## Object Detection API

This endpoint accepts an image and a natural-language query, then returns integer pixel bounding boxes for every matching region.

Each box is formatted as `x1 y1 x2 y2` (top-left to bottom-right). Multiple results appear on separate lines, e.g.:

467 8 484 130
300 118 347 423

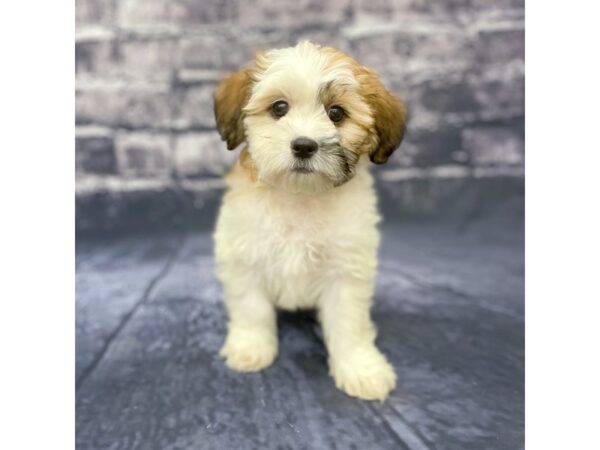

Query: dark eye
328 105 345 123
271 100 289 118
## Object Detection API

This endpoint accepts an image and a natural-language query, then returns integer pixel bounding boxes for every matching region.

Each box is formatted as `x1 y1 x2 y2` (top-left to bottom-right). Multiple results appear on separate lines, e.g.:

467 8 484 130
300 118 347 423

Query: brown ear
213 67 254 150
358 69 406 164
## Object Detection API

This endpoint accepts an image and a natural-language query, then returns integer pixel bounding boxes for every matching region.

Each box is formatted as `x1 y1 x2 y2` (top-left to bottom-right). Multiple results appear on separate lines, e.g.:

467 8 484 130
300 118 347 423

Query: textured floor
76 219 524 450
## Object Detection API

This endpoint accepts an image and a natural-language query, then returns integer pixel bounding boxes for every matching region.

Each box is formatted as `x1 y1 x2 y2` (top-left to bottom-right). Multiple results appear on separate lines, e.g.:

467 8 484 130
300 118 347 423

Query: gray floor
76 217 524 450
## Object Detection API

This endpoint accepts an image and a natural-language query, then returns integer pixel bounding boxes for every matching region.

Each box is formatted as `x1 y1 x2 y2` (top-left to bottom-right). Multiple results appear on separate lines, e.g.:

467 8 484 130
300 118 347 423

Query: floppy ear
213 67 254 150
358 69 407 164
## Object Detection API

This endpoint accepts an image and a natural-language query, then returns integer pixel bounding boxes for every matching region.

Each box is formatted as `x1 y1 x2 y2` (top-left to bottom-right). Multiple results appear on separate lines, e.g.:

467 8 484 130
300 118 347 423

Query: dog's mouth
291 161 314 174
291 166 314 174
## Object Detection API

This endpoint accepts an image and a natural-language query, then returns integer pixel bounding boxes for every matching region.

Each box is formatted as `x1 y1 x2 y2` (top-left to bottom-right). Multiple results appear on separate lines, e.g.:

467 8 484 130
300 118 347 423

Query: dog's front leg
219 282 278 372
318 278 396 401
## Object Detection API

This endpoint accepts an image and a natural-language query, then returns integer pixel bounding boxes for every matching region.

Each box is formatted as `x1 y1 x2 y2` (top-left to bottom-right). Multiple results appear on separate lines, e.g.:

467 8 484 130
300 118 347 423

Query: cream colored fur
213 42 404 401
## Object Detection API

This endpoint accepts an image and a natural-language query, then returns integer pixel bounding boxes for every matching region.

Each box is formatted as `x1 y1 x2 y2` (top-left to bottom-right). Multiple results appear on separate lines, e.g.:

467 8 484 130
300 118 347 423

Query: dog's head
214 41 406 192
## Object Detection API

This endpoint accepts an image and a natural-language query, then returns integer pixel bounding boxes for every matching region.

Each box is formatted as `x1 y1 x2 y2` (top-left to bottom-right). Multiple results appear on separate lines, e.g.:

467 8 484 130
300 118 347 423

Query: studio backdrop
75 0 524 233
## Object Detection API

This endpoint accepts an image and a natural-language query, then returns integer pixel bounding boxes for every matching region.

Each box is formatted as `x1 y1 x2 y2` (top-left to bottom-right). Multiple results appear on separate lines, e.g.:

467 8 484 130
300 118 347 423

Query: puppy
212 41 406 401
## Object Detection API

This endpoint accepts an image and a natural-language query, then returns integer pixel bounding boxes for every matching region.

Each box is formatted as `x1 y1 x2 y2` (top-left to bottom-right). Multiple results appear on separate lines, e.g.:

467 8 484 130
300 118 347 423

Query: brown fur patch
355 67 406 164
239 147 258 182
319 81 352 109
213 67 255 150
226 147 258 186
321 47 406 164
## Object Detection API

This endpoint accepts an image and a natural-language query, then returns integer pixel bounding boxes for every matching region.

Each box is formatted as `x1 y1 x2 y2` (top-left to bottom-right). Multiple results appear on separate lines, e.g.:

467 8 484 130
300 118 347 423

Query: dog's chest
255 200 335 272
215 173 379 309
238 200 336 308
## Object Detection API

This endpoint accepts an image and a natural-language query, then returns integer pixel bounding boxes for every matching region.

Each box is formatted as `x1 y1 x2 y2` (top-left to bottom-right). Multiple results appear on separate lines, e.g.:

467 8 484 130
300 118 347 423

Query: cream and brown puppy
212 41 406 401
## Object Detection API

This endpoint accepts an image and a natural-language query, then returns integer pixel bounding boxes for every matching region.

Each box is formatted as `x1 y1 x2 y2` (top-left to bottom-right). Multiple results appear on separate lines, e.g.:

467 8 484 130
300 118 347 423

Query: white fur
214 42 397 401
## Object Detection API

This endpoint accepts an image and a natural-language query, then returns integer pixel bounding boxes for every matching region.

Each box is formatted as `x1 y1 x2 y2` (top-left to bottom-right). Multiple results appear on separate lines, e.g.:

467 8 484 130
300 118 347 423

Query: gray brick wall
75 0 524 230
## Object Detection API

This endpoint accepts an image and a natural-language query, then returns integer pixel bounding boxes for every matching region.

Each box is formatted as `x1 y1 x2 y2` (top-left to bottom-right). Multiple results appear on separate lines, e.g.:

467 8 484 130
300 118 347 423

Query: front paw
329 347 397 401
220 325 278 372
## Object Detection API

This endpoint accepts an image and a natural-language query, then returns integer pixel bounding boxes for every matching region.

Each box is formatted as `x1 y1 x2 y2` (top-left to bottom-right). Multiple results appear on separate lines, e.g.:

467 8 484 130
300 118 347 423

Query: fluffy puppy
213 41 406 401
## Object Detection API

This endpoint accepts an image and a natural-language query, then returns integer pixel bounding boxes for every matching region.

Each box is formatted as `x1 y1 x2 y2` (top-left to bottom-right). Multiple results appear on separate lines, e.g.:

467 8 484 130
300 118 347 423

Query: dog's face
214 41 406 193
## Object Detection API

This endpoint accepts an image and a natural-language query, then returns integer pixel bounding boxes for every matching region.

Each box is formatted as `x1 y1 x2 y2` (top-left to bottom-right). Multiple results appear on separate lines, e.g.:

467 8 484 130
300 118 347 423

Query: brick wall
75 0 524 231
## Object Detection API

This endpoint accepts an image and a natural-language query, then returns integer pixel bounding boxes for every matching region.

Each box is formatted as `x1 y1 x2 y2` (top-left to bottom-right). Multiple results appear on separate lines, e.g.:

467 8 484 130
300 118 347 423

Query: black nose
291 137 318 159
